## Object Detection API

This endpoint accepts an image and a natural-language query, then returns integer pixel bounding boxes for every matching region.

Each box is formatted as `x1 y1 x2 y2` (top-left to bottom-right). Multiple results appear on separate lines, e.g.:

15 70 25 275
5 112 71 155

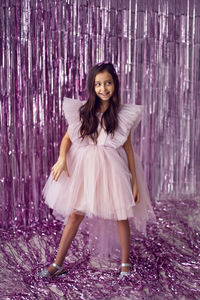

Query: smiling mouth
100 93 110 96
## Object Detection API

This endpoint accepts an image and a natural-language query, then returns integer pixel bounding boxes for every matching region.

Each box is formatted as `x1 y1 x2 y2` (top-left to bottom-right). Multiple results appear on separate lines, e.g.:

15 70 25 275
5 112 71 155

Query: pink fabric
42 97 157 260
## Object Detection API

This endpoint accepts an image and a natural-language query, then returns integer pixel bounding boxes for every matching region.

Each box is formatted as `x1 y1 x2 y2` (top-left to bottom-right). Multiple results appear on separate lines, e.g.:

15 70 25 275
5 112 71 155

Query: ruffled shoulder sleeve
118 103 144 132
62 97 87 143
63 97 87 125
105 103 144 148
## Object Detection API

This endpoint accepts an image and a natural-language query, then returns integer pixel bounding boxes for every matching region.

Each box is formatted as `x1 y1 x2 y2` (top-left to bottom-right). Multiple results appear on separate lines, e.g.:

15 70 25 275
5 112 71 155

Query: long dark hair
79 62 121 144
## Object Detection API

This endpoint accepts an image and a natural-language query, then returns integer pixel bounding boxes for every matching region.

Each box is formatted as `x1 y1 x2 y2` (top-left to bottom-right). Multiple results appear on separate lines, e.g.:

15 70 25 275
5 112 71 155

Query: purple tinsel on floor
0 197 200 300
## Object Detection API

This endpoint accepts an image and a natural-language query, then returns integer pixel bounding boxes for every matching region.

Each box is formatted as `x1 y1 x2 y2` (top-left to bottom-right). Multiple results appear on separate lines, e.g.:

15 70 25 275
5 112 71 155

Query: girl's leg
116 219 131 272
47 212 85 274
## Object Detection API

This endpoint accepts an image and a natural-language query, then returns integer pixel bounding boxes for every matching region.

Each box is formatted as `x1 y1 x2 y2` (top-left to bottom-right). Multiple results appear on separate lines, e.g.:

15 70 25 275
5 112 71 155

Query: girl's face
94 70 115 103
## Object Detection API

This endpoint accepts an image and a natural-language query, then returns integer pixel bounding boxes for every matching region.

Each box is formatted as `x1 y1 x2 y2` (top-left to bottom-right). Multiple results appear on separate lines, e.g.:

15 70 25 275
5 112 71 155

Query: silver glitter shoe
38 262 66 279
119 262 132 279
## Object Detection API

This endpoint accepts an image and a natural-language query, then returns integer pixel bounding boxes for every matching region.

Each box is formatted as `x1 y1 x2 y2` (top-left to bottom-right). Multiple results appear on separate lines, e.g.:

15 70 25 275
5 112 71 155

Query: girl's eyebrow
95 79 113 83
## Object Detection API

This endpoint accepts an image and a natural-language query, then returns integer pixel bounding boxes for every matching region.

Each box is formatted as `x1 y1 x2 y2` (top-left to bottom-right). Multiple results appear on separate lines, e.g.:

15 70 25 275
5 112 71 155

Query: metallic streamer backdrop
0 0 200 228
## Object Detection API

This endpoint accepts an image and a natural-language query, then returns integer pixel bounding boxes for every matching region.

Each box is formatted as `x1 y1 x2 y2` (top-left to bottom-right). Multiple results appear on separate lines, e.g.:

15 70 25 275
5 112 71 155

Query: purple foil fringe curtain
0 0 200 299
1 0 200 228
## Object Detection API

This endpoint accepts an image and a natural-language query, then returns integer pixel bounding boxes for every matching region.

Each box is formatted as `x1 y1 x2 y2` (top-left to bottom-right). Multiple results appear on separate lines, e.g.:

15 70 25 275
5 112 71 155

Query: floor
0 196 200 300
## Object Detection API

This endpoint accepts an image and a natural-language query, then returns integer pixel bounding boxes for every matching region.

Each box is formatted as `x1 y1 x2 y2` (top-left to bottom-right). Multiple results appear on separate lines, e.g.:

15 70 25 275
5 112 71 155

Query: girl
39 62 156 279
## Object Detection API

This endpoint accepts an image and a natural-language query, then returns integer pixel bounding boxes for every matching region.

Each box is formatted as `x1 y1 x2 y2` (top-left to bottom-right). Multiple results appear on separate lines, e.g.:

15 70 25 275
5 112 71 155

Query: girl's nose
101 85 107 91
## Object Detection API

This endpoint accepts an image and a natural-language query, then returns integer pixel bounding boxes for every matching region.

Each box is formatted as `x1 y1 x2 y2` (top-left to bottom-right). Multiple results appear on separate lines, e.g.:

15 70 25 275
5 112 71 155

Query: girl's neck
99 102 109 113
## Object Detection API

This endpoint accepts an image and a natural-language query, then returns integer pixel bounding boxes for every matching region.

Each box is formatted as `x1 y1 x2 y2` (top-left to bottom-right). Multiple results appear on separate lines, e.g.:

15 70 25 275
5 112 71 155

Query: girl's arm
58 130 72 160
51 130 72 181
123 131 140 203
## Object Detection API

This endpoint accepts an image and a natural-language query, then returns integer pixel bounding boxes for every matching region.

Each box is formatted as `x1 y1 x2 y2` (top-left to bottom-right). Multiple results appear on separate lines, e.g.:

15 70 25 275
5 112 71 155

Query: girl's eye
95 81 112 86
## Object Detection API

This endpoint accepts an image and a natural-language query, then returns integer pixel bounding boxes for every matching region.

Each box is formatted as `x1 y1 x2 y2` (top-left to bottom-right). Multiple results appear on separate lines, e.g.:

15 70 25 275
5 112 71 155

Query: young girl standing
39 62 156 279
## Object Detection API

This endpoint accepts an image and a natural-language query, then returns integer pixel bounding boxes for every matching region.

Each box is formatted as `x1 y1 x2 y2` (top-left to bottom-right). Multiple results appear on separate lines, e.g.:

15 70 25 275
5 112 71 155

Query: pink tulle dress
42 97 157 261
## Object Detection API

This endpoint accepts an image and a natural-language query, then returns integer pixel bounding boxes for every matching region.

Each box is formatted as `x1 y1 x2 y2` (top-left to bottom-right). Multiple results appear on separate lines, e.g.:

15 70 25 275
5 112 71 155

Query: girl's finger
56 169 62 181
54 172 59 181
136 193 140 203
52 170 57 180
65 169 70 177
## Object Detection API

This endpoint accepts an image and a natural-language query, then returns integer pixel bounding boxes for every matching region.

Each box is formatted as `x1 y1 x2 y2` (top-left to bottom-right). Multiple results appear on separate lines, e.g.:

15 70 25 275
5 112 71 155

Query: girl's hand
132 181 140 204
51 157 70 181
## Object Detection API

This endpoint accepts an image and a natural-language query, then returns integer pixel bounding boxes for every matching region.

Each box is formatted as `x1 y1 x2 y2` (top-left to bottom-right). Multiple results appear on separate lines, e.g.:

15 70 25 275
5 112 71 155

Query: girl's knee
117 219 129 226
68 212 85 225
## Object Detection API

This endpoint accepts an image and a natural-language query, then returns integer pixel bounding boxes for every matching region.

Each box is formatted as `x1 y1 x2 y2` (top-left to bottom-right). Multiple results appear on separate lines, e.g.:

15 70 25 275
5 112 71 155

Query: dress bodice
62 97 144 149
88 113 107 146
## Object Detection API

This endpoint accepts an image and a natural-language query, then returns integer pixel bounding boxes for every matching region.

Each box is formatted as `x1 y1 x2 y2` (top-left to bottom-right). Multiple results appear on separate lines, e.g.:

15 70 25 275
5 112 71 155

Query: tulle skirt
42 143 156 260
